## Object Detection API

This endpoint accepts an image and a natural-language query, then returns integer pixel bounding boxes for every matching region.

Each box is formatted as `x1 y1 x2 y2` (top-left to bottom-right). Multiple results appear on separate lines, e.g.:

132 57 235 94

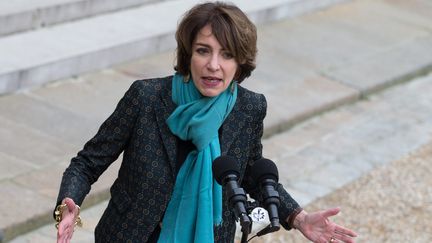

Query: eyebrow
195 43 211 48
195 42 228 51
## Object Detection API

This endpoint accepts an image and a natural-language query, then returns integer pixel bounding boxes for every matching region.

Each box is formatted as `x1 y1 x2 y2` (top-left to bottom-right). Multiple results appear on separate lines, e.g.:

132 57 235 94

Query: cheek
190 56 205 74
190 57 197 72
227 63 238 79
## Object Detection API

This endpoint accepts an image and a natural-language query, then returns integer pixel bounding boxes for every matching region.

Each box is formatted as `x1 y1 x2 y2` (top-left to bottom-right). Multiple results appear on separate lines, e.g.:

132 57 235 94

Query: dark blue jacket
56 76 300 242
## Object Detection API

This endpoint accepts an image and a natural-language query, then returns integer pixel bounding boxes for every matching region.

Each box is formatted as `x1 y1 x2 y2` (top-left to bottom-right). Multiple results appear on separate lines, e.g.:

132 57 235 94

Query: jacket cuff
285 206 303 230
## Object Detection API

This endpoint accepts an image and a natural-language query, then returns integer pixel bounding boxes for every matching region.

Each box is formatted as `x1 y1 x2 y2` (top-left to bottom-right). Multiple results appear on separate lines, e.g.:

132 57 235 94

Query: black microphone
250 158 281 234
212 156 251 234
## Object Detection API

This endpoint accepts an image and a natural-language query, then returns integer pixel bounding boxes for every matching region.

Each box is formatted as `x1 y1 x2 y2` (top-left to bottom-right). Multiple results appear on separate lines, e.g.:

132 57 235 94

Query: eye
196 47 210 55
222 51 234 59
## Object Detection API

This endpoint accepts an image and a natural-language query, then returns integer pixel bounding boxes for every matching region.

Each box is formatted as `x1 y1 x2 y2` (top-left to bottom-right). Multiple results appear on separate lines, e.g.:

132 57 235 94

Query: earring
183 73 190 83
230 81 237 93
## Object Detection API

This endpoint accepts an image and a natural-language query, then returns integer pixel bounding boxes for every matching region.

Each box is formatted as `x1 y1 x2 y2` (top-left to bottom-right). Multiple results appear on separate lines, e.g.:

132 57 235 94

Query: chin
202 92 217 97
200 89 220 97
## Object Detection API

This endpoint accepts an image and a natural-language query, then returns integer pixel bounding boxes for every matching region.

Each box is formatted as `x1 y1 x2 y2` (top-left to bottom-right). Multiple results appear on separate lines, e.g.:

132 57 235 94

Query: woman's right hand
56 197 80 243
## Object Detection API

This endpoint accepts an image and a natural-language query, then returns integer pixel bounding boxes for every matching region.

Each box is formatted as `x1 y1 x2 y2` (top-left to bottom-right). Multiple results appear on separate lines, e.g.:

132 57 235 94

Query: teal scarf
157 73 237 242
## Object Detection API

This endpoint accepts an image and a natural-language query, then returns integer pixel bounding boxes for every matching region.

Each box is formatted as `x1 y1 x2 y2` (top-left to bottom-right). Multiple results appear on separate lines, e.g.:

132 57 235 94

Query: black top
175 137 196 174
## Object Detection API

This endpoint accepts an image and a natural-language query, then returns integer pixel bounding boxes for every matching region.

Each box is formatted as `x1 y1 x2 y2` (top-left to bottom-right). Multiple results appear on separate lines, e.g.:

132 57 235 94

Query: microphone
212 156 251 234
250 158 281 234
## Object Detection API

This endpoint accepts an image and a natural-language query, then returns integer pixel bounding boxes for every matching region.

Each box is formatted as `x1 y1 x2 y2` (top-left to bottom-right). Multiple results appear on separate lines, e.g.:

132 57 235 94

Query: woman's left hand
293 207 357 243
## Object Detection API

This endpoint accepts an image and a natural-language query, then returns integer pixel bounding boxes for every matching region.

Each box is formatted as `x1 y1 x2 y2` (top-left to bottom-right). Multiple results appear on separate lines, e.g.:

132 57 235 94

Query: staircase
0 0 348 95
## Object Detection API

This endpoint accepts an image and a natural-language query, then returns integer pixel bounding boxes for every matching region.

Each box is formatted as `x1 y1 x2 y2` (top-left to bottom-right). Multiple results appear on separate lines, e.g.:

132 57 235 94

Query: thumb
63 197 77 213
321 207 340 218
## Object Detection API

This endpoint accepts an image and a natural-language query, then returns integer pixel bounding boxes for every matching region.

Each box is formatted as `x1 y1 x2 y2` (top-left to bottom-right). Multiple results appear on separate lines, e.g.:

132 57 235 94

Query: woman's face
190 25 238 97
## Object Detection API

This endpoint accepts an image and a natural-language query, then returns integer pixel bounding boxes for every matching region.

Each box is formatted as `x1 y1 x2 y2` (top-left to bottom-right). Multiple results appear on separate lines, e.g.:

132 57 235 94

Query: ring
329 237 336 243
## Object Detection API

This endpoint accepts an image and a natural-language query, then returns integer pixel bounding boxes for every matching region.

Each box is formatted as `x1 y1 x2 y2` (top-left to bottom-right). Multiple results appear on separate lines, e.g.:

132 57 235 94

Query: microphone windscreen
212 155 240 185
250 158 279 183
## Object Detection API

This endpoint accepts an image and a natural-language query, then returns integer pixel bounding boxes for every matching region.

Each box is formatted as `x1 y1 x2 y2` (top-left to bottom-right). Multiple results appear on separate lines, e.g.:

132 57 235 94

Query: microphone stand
239 213 251 243
239 201 258 243
225 177 251 243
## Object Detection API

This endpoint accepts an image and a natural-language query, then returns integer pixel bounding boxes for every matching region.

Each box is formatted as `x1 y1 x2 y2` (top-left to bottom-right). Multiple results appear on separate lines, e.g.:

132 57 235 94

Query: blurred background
0 0 431 242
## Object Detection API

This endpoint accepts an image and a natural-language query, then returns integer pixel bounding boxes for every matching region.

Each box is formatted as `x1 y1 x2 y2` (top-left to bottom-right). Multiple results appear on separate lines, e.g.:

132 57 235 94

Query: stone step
0 0 348 95
0 0 169 37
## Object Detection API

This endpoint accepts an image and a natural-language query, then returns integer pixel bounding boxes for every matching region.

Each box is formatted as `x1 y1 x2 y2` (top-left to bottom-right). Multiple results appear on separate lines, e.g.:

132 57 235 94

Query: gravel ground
253 140 432 243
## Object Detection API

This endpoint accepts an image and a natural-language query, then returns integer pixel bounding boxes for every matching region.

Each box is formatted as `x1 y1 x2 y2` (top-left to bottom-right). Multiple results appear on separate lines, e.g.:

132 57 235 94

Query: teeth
205 77 220 82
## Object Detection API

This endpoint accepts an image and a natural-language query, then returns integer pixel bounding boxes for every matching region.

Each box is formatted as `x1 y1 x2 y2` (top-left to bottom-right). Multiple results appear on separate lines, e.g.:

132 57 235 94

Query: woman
55 2 357 243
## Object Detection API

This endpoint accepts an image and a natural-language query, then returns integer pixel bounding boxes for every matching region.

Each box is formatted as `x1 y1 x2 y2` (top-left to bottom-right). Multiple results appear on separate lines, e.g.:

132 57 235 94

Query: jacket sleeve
241 93 302 230
55 80 142 207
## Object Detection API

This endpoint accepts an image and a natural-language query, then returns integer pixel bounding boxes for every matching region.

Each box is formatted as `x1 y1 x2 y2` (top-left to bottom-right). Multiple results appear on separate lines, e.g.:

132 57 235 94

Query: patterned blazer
56 76 300 243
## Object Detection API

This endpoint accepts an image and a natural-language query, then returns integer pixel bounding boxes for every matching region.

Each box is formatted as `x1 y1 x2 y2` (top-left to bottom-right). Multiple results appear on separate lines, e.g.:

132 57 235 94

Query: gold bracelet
75 205 83 227
54 204 83 229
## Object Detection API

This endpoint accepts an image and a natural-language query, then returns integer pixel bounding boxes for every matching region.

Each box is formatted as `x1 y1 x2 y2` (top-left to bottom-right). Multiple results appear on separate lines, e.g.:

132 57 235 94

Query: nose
207 54 220 71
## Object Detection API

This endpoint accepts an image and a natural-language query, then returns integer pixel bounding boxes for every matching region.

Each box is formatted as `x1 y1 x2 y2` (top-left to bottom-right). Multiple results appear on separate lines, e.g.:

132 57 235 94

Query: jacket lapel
155 78 178 180
219 95 251 155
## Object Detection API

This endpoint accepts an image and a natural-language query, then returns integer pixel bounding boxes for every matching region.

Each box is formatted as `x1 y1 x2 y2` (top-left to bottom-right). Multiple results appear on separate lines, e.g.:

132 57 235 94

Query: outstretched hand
295 207 357 243
56 198 80 243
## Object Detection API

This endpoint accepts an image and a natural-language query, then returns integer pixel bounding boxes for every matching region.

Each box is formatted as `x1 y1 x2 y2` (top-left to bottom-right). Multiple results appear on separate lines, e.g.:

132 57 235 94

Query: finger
58 223 69 243
58 226 67 243
66 230 72 243
64 216 77 241
62 227 70 243
57 220 65 237
333 233 356 243
66 225 74 242
59 229 67 243
67 226 74 243
321 207 340 218
324 235 339 243
59 227 67 243
328 236 340 243
335 224 358 237
57 228 63 243
318 234 330 243
58 217 74 242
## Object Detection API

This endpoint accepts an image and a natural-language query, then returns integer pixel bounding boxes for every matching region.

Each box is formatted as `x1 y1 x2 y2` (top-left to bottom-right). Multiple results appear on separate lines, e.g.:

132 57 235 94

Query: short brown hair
175 2 257 83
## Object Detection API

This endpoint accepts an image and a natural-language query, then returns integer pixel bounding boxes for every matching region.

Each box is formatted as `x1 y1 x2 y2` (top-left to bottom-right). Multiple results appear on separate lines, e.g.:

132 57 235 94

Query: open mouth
202 76 223 83
201 76 223 88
